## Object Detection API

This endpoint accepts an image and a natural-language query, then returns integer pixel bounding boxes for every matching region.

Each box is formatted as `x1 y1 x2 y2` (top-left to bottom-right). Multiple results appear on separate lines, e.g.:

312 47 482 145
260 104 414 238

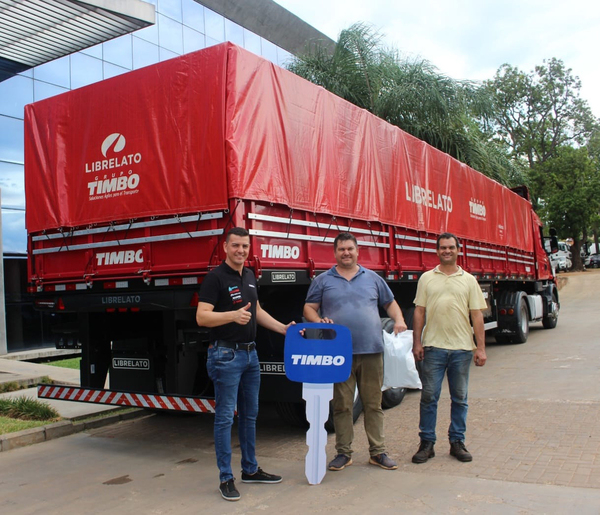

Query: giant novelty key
285 323 353 485
302 382 333 484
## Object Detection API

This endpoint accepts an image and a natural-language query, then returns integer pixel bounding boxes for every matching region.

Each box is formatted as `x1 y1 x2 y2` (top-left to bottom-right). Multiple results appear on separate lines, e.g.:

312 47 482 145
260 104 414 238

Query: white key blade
302 382 333 485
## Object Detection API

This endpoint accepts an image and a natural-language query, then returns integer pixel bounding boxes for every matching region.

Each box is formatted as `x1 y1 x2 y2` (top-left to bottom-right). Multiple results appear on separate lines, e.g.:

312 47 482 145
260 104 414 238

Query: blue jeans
206 345 260 482
419 346 472 443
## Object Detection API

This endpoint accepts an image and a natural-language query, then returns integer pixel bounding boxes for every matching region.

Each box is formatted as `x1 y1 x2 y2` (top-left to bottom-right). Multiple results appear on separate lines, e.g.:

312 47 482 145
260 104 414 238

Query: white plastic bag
382 329 422 390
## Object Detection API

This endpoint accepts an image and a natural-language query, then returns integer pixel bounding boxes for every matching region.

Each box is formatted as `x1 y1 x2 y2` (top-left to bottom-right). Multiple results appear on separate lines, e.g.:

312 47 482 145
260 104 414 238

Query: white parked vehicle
545 240 572 273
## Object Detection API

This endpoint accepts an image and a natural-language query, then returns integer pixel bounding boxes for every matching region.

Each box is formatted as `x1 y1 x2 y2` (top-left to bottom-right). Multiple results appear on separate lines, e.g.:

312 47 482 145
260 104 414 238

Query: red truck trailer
25 43 559 423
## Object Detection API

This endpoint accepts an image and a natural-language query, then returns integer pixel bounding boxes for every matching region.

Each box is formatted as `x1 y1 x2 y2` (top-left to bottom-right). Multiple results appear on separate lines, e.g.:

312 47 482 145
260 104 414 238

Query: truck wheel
381 387 406 409
542 291 559 329
494 333 513 344
275 401 309 428
512 298 529 344
275 393 363 430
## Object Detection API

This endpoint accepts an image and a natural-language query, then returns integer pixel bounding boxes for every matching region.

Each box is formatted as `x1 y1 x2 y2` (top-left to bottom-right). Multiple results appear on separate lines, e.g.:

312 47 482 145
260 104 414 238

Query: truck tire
274 401 309 428
512 298 529 343
542 291 559 329
495 292 529 344
324 393 363 433
381 387 407 409
275 393 363 430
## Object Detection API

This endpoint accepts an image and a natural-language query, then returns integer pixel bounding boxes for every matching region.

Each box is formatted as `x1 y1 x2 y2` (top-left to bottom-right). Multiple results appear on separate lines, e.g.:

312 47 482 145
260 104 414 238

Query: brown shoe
449 441 472 462
412 440 435 464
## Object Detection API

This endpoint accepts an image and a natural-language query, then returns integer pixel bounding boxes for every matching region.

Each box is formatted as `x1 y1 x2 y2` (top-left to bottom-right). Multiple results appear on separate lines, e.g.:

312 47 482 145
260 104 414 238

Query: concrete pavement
1 271 600 513
0 349 145 451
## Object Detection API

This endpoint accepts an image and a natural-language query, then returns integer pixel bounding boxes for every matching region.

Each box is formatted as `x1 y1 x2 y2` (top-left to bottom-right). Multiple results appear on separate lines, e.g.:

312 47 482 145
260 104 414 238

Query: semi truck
25 42 559 424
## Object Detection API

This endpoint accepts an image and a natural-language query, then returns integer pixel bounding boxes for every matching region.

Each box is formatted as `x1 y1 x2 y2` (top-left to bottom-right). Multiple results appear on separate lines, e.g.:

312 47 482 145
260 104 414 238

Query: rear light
507 308 514 315
190 292 199 307
57 298 65 311
103 281 129 289
156 277 198 286
105 307 141 313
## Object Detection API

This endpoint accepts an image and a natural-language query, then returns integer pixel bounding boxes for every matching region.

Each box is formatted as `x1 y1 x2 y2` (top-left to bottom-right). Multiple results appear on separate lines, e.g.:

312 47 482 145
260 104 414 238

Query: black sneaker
412 440 435 464
369 453 398 470
219 478 240 501
241 467 282 483
450 441 472 462
328 454 353 471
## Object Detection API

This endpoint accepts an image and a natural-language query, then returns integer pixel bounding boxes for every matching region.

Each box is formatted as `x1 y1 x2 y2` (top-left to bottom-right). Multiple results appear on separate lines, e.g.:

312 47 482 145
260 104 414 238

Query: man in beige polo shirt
411 232 487 464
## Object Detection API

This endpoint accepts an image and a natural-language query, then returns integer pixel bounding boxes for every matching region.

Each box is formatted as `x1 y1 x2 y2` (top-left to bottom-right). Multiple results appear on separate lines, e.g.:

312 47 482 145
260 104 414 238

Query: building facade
0 0 332 351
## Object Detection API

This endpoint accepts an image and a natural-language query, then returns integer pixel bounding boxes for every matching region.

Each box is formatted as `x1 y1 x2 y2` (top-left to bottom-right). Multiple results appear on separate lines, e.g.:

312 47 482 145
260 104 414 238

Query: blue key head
284 323 352 384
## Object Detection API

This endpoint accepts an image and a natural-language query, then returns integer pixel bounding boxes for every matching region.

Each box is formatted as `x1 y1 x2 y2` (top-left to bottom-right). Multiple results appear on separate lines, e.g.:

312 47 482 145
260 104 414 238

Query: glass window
34 56 70 88
158 13 183 54
205 36 221 49
1 209 26 254
70 53 103 90
81 42 103 59
0 75 33 118
135 19 159 45
182 0 204 32
204 9 224 42
34 81 69 102
183 26 205 54
103 35 133 69
261 38 278 64
133 37 160 69
0 161 25 208
18 69 33 78
243 29 261 56
104 62 129 80
160 47 179 62
158 0 182 22
277 48 293 68
0 116 24 164
225 19 244 47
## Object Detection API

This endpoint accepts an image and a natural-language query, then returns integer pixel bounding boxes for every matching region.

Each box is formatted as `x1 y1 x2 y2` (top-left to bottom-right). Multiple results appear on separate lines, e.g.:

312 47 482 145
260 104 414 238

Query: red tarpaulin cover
25 42 533 252
25 44 229 232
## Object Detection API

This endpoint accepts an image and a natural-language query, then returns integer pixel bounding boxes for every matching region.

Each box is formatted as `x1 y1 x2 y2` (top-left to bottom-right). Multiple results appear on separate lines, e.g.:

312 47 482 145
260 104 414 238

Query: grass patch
0 381 21 394
0 416 49 434
0 397 60 421
46 357 81 370
0 376 53 394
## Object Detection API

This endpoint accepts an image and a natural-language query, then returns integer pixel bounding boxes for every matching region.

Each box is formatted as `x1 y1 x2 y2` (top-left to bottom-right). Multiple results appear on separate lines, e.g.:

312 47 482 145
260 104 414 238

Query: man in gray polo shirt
303 232 407 471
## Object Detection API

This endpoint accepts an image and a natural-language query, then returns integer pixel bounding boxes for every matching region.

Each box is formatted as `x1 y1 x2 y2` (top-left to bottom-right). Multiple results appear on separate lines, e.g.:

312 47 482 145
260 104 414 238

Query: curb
1 377 78 391
0 409 151 452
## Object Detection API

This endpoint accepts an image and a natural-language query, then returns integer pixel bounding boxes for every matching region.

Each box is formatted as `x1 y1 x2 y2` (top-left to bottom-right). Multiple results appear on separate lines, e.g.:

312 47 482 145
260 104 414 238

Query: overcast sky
275 0 600 117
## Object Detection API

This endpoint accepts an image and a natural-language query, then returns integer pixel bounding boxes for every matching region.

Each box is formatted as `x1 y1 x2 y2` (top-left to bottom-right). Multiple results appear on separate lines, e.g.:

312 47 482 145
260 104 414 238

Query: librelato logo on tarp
85 133 142 201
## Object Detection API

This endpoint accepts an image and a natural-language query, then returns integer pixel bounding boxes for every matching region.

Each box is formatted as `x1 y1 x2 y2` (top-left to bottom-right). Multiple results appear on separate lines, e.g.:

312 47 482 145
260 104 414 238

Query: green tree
287 23 525 186
535 147 600 270
485 59 599 170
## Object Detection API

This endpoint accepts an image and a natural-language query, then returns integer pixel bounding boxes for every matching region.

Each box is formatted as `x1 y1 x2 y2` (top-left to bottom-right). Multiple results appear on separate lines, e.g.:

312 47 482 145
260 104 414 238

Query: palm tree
287 23 526 186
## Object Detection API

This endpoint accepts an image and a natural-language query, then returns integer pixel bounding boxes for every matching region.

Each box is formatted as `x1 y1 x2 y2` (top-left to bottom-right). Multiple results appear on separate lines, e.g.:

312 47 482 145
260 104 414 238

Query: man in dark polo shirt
196 227 294 502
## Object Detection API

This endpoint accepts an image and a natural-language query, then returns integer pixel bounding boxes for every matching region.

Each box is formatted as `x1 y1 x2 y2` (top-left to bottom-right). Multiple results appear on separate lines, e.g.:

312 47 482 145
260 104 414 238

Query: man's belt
214 340 256 351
